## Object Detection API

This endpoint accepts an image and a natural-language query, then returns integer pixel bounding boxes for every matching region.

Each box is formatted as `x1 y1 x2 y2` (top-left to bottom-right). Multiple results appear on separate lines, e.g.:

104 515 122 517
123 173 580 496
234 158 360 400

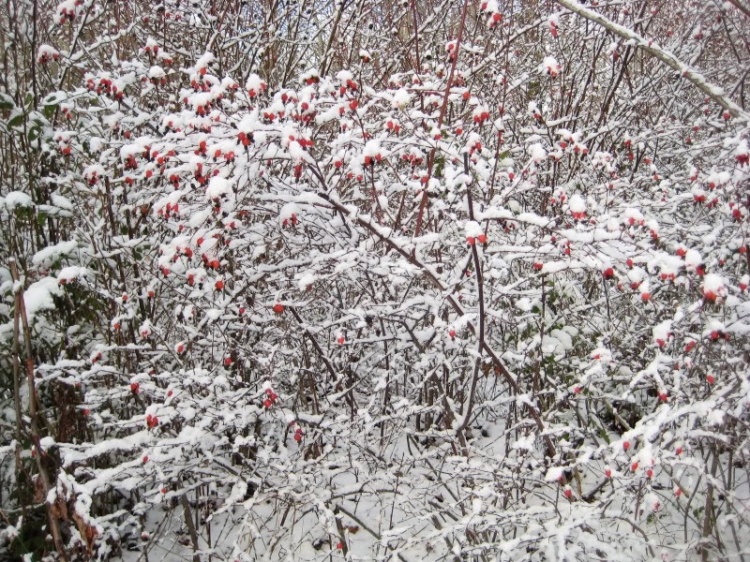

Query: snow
23 277 64 317
540 55 561 75
529 143 547 163
569 193 586 213
206 176 231 199
3 191 33 209
57 266 87 282
391 88 412 108
32 240 78 265
465 220 483 238
702 273 726 299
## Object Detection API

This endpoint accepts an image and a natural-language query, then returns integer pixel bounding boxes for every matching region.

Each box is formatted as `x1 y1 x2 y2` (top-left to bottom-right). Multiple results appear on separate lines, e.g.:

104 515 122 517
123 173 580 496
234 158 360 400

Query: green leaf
44 105 57 119
0 93 15 111
8 114 25 128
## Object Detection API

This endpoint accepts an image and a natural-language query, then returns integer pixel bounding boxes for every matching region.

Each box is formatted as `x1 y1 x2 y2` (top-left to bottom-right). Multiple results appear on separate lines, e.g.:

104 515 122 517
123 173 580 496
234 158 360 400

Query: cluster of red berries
466 234 487 245
263 388 279 408
238 131 253 146
59 3 80 22
290 422 303 442
38 51 60 64
86 78 123 100
283 214 299 227
709 330 730 341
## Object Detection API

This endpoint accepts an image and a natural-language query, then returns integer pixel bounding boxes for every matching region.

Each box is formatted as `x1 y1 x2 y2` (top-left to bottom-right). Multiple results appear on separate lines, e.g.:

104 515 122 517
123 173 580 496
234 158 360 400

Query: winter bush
1 0 749 560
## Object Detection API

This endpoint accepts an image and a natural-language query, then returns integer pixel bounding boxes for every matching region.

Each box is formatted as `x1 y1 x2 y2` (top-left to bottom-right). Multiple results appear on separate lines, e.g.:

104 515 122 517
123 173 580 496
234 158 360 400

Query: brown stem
9 259 69 562
413 0 471 237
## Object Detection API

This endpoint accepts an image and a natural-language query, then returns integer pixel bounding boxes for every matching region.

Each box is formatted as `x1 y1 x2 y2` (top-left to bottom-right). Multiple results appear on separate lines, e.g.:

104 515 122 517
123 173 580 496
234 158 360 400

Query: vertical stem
413 0 471 237
10 259 69 562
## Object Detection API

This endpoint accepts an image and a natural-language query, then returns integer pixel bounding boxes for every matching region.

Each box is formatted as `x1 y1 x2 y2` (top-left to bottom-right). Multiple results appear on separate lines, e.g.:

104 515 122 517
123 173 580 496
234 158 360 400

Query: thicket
1 1 749 561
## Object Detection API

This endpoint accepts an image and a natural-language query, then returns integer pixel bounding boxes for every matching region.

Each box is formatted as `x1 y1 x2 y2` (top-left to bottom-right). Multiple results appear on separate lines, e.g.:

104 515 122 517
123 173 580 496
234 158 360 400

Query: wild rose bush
1 0 749 560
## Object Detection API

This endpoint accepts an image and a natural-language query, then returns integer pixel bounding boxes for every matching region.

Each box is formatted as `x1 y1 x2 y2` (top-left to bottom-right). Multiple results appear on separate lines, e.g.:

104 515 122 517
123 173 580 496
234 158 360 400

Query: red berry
215 279 225 290
337 337 345 345
605 469 612 478
623 441 630 451
143 456 149 463
264 399 272 408
631 462 639 471
273 303 285 314
563 488 572 498
131 382 140 394
477 234 487 244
